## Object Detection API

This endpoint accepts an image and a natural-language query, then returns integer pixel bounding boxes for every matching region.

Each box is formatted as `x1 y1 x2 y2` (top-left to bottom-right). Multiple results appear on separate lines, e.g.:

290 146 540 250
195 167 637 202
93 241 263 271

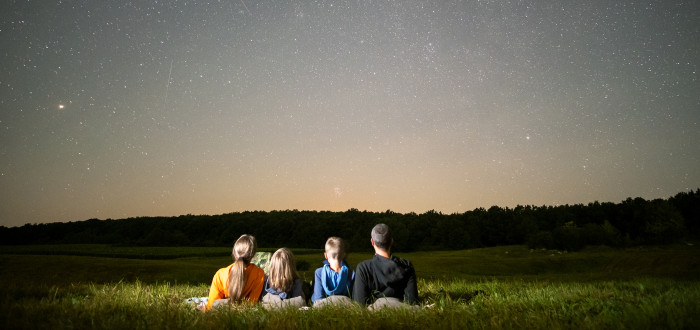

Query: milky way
1 0 698 226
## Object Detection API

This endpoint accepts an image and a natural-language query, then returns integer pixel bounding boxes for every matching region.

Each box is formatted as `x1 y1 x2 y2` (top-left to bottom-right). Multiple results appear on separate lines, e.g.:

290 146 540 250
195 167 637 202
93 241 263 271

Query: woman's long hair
268 248 298 293
227 234 257 301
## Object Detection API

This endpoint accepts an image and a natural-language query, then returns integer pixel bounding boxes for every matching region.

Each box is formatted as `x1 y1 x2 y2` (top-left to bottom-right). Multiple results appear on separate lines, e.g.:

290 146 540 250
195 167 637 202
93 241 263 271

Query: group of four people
203 223 418 310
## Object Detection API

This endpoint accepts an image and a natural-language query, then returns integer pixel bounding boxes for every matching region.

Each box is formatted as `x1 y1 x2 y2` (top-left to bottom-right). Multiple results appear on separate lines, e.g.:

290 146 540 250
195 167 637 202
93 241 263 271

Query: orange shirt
205 263 265 310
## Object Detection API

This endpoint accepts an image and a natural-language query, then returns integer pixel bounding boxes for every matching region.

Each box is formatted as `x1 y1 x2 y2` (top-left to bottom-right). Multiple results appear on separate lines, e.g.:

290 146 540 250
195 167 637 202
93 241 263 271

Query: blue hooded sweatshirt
310 260 355 303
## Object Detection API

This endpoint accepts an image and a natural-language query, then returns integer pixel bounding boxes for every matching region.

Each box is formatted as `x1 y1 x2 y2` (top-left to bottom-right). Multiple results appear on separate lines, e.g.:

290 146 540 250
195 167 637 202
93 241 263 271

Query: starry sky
1 0 698 227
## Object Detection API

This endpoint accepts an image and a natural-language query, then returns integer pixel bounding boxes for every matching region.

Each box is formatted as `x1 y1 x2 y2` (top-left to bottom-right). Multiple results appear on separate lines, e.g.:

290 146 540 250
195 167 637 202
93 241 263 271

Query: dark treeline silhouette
1 190 698 252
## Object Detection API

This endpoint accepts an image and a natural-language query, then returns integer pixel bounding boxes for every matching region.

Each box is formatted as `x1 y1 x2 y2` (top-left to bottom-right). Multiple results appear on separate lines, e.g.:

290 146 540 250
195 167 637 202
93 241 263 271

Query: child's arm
205 269 226 310
310 268 324 302
347 268 356 296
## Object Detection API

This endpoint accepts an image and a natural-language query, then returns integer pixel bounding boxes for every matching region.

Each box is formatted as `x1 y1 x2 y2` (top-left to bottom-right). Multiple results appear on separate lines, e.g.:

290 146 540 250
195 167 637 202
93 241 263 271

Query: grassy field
1 244 699 329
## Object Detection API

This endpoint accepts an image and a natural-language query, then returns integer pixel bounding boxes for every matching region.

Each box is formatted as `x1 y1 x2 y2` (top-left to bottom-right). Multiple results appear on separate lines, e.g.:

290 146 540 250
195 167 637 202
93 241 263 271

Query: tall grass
1 244 699 328
2 279 699 329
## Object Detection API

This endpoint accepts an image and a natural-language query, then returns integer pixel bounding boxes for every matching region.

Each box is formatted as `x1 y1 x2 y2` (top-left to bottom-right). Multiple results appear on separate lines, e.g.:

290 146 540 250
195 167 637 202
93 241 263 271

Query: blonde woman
204 234 266 310
261 248 306 308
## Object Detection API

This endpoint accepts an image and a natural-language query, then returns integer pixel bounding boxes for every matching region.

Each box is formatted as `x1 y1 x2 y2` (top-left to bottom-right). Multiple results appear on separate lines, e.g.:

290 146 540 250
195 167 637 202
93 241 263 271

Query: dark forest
2 189 698 252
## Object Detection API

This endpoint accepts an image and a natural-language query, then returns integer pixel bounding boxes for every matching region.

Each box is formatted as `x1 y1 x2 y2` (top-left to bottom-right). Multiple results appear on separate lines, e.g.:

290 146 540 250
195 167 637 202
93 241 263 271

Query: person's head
232 234 257 262
371 223 393 252
324 236 347 262
228 234 257 301
268 248 299 293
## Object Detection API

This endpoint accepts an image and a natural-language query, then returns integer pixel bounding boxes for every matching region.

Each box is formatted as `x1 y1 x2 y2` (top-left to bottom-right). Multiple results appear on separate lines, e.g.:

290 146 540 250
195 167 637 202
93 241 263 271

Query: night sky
1 0 698 227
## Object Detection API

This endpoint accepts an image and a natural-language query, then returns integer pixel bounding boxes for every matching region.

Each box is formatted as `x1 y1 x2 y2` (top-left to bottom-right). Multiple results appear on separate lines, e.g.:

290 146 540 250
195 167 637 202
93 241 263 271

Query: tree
640 199 685 244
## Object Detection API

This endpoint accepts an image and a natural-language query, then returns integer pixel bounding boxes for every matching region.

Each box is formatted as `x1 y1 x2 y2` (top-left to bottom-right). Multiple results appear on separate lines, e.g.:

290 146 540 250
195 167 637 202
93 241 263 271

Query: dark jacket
352 254 418 305
261 277 304 300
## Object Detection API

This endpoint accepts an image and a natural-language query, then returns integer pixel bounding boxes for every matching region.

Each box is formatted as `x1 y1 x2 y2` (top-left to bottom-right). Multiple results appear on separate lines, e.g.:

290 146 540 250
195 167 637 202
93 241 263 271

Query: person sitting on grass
261 248 306 309
204 234 266 311
353 223 419 309
310 236 355 307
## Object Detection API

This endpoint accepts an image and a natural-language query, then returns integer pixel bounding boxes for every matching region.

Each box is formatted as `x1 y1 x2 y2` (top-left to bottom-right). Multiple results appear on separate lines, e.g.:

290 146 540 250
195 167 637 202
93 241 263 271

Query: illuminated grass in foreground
1 244 698 328
1 279 698 329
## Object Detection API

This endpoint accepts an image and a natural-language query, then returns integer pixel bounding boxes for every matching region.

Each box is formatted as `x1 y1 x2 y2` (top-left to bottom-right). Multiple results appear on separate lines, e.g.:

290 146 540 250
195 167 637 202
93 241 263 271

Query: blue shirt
311 259 355 302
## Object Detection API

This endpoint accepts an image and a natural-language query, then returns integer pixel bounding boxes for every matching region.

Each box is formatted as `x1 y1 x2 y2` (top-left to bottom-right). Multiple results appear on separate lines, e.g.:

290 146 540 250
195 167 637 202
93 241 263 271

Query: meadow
1 244 699 329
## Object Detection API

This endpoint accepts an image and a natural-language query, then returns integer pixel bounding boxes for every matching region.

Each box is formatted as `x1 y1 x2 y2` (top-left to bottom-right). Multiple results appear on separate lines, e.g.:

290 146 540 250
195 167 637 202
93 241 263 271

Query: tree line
1 189 698 252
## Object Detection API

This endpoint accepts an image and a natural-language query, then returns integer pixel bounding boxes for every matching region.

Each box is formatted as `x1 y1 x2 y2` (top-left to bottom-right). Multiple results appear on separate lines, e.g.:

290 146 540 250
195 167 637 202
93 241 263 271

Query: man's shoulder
391 255 415 269
355 258 374 271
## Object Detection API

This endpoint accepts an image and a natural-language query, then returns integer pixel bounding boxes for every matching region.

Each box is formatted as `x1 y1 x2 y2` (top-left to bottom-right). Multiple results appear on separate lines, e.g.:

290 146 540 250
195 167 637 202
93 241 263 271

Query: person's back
261 248 306 309
207 262 265 309
353 253 417 304
205 234 265 311
352 224 418 307
311 237 355 307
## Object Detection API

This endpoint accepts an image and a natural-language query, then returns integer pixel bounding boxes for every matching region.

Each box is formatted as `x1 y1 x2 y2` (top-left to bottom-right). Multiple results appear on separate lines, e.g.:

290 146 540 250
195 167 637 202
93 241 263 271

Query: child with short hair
261 248 306 308
311 237 355 307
